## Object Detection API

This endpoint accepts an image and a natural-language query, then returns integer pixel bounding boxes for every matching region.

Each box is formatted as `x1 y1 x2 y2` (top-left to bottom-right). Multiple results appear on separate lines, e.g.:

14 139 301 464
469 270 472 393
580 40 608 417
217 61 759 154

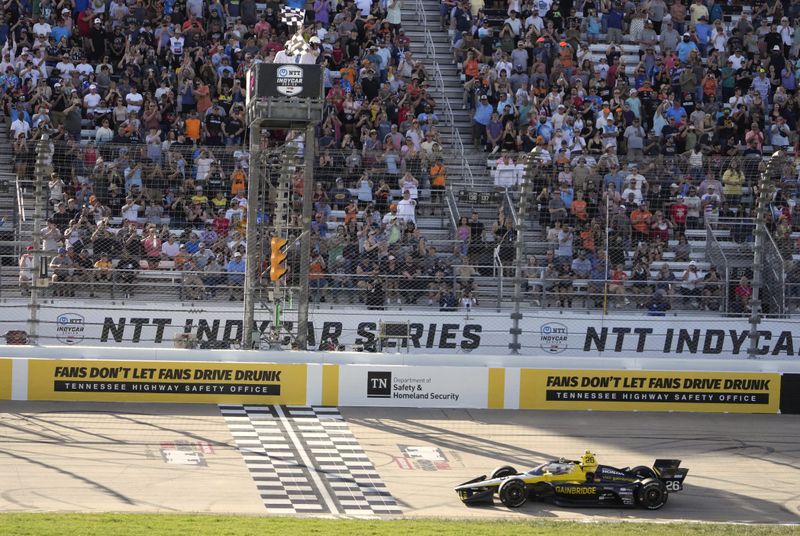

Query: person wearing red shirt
670 195 688 237
734 276 752 313
608 263 630 307
213 209 230 237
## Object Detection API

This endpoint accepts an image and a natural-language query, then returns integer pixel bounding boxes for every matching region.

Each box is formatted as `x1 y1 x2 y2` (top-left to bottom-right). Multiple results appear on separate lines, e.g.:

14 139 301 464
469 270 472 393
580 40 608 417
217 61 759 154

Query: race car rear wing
653 459 688 491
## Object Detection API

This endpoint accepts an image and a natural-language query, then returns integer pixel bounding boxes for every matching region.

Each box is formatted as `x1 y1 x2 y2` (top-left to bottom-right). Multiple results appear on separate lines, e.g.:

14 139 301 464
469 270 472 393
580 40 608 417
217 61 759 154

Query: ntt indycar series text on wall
455 451 688 510
8 303 800 358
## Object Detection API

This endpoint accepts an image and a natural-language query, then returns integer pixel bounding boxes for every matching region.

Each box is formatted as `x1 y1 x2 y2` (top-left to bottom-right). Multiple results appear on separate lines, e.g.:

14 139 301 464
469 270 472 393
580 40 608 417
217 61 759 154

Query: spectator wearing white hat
83 84 101 115
396 189 416 224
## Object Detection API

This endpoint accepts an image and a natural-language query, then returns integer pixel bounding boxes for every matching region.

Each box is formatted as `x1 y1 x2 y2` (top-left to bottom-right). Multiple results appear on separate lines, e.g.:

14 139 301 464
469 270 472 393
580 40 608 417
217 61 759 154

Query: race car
455 451 688 510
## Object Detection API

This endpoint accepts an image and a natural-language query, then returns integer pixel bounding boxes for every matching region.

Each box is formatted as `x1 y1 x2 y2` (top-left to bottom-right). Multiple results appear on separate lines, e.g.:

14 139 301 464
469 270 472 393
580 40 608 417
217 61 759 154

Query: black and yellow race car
455 451 688 510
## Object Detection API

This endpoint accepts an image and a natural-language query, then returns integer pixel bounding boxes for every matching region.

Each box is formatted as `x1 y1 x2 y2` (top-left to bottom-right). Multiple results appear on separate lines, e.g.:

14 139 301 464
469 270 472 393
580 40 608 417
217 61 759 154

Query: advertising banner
4 302 800 359
338 365 488 408
0 359 11 400
27 359 307 404
519 369 781 413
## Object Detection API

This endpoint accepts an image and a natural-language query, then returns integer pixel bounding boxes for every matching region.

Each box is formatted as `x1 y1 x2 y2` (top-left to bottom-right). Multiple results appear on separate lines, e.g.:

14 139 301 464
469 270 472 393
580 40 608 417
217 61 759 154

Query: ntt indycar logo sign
540 322 568 354
23 304 800 358
276 65 304 96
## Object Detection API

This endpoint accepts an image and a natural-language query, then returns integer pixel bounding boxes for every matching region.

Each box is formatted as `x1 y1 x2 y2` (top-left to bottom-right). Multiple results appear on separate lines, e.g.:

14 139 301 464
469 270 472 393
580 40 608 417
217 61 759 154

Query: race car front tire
636 478 668 510
490 465 518 479
498 478 528 508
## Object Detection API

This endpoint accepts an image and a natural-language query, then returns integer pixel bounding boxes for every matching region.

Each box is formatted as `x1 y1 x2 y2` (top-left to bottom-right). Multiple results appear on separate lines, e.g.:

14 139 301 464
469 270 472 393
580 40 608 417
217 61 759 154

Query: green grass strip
0 514 797 536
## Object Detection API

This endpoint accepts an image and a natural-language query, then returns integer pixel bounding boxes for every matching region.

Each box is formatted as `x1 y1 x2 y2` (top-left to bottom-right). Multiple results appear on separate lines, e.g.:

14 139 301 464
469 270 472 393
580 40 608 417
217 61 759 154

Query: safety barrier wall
1 350 799 414
4 301 800 358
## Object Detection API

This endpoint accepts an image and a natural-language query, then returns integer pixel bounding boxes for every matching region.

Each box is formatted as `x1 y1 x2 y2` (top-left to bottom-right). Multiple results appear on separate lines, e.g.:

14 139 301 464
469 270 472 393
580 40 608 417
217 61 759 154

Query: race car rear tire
499 478 528 508
637 478 668 510
490 465 518 479
631 465 657 480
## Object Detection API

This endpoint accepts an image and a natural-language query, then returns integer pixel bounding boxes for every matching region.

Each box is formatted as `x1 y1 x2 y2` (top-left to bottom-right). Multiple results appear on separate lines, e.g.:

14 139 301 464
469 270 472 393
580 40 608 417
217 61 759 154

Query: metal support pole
28 135 49 345
748 151 781 360
509 156 536 354
296 123 316 351
242 127 263 349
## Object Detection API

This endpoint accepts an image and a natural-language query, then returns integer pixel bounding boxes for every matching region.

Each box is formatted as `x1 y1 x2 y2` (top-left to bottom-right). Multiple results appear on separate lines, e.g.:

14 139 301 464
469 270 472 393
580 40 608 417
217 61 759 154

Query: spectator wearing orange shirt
92 253 113 296
185 110 201 142
230 166 247 197
430 157 446 214
344 199 358 225
174 244 191 270
309 251 327 302
463 50 481 80
702 72 717 101
571 190 588 224
630 203 653 243
558 42 574 69
339 59 357 87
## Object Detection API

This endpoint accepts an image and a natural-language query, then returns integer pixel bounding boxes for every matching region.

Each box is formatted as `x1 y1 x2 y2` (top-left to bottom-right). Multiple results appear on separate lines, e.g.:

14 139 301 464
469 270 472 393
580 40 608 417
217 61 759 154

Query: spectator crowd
8 0 800 313
448 0 800 313
8 0 483 308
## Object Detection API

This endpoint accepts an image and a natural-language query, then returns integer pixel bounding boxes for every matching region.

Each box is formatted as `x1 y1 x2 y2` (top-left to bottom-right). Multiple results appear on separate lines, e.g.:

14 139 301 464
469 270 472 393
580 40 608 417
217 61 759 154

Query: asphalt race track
0 401 798 523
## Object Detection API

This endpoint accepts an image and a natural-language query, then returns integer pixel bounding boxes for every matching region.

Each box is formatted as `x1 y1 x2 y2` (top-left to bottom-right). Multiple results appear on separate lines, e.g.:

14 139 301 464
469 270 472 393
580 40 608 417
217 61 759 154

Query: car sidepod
550 481 636 508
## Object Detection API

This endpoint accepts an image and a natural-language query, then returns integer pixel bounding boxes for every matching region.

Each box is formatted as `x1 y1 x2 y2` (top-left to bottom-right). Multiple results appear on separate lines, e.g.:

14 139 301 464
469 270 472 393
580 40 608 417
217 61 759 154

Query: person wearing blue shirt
694 17 712 56
495 93 515 114
472 95 493 146
8 103 30 124
664 100 687 125
676 34 698 63
226 251 246 300
50 22 71 44
626 91 642 119
606 6 624 43
559 184 574 209
603 164 624 192
184 235 200 254
708 0 723 23
585 92 602 111
536 116 554 142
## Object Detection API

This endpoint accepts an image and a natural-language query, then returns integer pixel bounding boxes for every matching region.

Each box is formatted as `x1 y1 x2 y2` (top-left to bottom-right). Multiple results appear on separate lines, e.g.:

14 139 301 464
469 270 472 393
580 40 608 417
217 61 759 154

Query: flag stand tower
242 62 324 350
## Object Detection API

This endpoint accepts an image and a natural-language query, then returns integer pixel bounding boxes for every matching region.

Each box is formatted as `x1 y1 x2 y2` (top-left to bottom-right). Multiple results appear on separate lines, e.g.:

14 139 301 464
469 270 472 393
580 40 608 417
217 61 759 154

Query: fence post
242 127 262 349
28 135 50 345
748 151 782 359
296 123 316 351
509 156 536 354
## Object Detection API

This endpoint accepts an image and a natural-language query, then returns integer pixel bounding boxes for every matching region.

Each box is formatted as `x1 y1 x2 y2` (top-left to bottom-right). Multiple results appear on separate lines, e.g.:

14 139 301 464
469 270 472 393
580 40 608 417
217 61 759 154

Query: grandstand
1 0 799 350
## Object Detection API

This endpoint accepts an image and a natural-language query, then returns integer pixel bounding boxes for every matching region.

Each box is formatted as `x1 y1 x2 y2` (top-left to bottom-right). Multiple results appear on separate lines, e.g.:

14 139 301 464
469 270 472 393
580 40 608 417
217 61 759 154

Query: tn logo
367 371 392 398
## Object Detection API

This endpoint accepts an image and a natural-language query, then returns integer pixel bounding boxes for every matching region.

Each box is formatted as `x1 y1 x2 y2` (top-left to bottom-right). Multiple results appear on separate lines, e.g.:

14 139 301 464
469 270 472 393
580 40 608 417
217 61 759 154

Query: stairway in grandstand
0 117 15 233
0 115 26 295
401 0 491 192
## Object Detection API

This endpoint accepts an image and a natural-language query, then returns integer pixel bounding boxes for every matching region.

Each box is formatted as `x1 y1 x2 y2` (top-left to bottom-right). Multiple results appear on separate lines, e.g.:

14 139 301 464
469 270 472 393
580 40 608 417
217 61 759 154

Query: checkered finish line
220 405 401 516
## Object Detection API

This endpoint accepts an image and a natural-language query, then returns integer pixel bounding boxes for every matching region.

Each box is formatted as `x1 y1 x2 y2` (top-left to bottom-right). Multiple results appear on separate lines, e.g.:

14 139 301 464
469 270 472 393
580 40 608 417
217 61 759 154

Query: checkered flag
281 5 306 27
284 30 310 56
